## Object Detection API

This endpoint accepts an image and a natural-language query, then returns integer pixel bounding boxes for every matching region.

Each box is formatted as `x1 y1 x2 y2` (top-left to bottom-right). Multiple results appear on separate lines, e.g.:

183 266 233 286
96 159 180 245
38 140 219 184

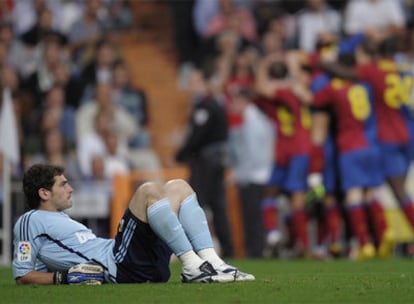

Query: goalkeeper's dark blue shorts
113 209 172 283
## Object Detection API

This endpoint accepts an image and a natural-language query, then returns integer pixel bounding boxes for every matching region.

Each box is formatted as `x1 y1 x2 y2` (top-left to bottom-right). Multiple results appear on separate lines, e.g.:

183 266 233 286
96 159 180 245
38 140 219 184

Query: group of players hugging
251 31 414 260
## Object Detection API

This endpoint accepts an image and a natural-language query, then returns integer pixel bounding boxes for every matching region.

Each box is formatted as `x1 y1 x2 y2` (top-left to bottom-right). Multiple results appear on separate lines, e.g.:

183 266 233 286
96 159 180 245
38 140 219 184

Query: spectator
102 0 134 32
223 50 256 129
58 0 84 35
22 36 66 107
170 0 200 87
200 30 242 80
295 0 342 52
112 60 151 148
101 129 130 179
19 7 67 48
204 0 257 42
260 10 297 53
0 64 21 94
76 108 128 179
11 0 59 36
41 85 77 145
175 69 234 258
76 82 138 144
193 0 221 38
68 0 105 70
228 88 274 257
79 127 130 182
0 21 41 80
90 155 107 181
343 0 406 39
81 39 119 92
24 127 81 181
51 61 85 110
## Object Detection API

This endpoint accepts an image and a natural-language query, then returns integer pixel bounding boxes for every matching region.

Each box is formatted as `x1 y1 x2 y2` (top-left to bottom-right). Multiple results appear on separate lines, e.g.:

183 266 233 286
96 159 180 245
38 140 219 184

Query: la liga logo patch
17 242 32 262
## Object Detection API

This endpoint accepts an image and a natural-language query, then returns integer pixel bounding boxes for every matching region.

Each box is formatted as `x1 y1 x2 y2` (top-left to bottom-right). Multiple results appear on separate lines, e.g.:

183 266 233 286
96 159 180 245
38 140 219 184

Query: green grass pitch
1 258 413 303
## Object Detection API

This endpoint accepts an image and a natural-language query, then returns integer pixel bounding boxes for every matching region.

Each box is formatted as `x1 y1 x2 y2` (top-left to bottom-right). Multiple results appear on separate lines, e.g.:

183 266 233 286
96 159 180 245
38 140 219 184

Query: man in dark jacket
176 69 234 258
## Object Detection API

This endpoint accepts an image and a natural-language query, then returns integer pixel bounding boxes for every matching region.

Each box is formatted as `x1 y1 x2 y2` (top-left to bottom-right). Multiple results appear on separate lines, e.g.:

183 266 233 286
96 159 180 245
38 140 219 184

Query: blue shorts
379 142 412 178
113 209 172 283
339 146 384 191
402 107 414 160
268 154 309 192
322 137 337 193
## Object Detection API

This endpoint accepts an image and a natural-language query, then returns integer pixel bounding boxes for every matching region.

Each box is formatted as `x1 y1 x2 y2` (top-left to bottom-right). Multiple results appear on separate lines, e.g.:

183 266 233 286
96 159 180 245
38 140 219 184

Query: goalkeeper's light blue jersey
13 210 117 282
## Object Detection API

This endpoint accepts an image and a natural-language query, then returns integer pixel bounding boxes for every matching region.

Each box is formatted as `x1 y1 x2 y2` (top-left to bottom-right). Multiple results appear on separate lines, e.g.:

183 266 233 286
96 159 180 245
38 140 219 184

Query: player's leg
113 182 174 283
340 151 376 259
345 188 376 260
261 164 285 254
127 180 233 283
314 137 343 258
380 143 414 229
164 179 254 281
290 191 309 257
285 155 311 257
307 111 330 201
361 145 392 257
322 194 343 257
365 187 393 258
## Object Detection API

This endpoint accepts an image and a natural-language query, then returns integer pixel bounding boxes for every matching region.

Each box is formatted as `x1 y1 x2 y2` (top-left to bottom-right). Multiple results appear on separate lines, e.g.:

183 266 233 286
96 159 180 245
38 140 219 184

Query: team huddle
252 34 414 260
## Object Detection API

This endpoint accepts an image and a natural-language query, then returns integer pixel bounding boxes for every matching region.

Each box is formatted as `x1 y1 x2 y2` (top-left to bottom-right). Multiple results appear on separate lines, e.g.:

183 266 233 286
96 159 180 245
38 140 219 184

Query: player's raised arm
255 53 289 99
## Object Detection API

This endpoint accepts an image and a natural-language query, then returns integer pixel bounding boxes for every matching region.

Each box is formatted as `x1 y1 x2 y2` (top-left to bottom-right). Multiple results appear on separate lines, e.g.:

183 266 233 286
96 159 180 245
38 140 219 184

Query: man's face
45 175 74 211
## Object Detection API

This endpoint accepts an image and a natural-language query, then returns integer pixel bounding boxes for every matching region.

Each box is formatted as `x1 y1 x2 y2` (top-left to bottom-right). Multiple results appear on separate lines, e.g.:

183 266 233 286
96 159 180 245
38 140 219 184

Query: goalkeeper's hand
54 263 105 285
305 173 326 204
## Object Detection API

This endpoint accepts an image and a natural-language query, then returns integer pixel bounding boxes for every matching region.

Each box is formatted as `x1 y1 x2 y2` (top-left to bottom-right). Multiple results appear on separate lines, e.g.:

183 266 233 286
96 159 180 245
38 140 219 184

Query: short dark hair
22 164 64 209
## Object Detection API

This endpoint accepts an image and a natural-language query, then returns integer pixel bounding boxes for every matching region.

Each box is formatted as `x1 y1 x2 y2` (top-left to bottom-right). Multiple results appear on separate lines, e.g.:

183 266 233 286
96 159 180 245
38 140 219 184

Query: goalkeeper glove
53 263 105 285
305 173 326 204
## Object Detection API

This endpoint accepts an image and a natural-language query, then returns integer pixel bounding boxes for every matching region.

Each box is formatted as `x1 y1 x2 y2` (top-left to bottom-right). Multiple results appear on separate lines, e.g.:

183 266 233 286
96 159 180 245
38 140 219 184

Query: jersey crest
17 241 32 262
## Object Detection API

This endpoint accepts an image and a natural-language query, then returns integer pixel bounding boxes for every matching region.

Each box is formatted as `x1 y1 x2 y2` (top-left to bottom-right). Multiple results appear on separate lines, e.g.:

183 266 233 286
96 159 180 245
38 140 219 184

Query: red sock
309 144 324 173
325 205 342 243
402 199 414 229
367 200 387 244
292 209 309 251
347 205 370 246
261 198 278 232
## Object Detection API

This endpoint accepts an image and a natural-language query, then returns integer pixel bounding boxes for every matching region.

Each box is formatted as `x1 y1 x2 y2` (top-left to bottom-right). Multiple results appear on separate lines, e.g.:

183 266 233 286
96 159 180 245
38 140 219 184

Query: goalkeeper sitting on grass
13 164 254 285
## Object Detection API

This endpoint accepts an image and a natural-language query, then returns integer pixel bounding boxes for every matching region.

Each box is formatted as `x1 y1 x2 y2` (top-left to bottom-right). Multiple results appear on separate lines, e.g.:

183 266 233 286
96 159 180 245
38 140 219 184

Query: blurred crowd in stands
0 0 159 182
0 0 157 237
1 0 414 259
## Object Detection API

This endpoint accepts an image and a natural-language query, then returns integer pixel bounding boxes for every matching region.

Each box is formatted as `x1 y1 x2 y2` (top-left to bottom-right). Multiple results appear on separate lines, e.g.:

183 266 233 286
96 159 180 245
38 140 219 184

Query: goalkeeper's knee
53 263 105 285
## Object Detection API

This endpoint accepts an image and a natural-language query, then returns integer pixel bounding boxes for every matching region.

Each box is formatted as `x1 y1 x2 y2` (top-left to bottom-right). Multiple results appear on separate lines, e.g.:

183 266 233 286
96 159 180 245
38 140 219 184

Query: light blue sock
178 193 214 251
147 198 193 256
